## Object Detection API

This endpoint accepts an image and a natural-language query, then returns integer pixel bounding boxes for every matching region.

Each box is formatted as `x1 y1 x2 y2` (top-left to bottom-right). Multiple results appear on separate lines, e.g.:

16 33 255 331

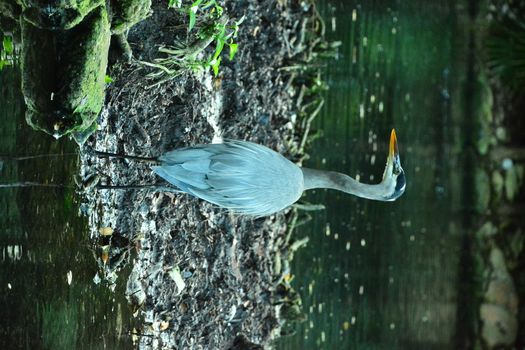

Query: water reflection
0 67 132 349
279 1 468 349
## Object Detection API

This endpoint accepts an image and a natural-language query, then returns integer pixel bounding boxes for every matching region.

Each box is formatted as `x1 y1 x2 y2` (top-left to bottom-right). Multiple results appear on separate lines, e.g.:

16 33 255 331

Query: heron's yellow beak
389 129 399 160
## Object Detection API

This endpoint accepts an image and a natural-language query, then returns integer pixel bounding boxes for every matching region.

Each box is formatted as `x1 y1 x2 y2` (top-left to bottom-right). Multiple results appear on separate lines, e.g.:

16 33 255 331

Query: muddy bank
79 0 329 348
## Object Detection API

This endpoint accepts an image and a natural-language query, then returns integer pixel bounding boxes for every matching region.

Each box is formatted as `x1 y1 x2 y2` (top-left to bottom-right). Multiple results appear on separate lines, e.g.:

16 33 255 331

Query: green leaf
215 4 223 16
212 39 225 61
2 36 13 54
189 11 196 31
188 0 203 31
212 57 221 76
229 43 238 60
104 75 114 83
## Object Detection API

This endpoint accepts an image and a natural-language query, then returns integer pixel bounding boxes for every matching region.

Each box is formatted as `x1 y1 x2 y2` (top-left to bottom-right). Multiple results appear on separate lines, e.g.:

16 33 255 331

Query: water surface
278 1 471 349
0 67 133 349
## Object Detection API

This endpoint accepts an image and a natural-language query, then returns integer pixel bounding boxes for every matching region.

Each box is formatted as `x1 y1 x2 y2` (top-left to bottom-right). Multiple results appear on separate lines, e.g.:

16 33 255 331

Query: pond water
0 69 133 349
278 0 474 349
1 0 479 349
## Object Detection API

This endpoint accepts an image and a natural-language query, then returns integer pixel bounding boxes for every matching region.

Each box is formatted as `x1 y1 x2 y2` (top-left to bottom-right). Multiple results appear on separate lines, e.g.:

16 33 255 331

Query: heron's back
151 140 304 216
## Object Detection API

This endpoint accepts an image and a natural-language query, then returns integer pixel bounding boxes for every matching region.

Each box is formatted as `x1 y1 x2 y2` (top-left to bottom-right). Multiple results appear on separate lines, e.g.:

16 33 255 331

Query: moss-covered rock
502 163 524 202
476 221 497 239
474 167 491 213
480 303 517 348
480 247 519 349
10 0 149 140
21 6 110 138
473 72 494 155
20 0 104 30
110 0 151 34
491 170 504 202
0 0 22 20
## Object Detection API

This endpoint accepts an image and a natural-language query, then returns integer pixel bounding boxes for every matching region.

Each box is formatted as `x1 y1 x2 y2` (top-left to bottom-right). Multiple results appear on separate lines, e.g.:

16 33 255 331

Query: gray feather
151 140 304 216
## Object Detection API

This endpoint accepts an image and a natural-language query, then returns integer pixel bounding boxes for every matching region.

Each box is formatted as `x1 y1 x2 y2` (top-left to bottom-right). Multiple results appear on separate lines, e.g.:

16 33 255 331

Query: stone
504 166 518 201
21 6 110 139
477 222 497 238
474 167 491 213
21 0 104 30
110 0 151 34
480 303 517 348
491 171 504 201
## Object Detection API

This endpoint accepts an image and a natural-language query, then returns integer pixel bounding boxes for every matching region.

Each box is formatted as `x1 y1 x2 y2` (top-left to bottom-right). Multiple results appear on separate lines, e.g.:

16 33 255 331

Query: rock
480 247 519 348
486 247 518 315
0 0 21 20
21 6 110 139
480 303 517 348
22 0 104 30
474 167 490 213
485 277 518 315
491 170 504 202
495 127 508 142
473 72 494 155
489 247 507 272
476 222 497 238
110 0 151 34
504 165 519 201
11 0 150 140
504 164 524 201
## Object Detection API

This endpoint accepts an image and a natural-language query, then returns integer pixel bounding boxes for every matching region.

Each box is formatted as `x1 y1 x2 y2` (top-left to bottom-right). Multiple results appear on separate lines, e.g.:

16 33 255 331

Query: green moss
472 72 494 155
0 0 22 19
474 167 491 214
491 170 504 202
21 0 104 29
22 6 110 138
110 0 151 34
504 166 519 201
476 222 497 239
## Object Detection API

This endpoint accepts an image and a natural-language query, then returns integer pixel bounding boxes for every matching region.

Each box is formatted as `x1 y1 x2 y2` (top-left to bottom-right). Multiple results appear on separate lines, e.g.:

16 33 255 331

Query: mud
79 0 328 348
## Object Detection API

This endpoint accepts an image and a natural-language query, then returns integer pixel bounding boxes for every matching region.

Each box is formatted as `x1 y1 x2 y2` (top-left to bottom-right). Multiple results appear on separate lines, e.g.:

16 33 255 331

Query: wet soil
79 0 325 348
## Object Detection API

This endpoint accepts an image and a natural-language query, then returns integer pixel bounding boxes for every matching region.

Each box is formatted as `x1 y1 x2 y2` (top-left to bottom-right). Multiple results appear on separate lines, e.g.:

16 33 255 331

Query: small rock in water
501 158 513 170
480 303 517 348
480 247 519 348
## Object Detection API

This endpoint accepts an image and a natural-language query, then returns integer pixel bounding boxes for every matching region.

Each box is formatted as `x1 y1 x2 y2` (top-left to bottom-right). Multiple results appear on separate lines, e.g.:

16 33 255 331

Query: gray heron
2 130 406 215
98 129 405 216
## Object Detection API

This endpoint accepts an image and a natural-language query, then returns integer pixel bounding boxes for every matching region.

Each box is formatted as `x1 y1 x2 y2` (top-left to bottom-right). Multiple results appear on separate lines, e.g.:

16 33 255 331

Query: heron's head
380 129 406 201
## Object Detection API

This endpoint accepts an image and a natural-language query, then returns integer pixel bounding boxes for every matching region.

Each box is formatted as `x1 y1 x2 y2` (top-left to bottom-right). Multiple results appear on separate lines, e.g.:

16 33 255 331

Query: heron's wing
152 140 303 216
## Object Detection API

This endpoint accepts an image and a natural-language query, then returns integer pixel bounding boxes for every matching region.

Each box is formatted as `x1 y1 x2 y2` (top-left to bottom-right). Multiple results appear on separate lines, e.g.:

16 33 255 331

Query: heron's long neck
301 168 387 201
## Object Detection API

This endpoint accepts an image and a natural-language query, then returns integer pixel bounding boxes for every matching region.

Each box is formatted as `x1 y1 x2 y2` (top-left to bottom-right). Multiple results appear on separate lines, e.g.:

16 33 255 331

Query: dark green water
1 1 476 349
279 1 471 349
0 68 133 349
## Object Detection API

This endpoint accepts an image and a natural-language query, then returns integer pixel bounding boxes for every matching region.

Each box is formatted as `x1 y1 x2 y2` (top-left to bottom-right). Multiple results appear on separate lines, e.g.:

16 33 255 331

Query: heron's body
152 140 304 216
150 130 406 216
